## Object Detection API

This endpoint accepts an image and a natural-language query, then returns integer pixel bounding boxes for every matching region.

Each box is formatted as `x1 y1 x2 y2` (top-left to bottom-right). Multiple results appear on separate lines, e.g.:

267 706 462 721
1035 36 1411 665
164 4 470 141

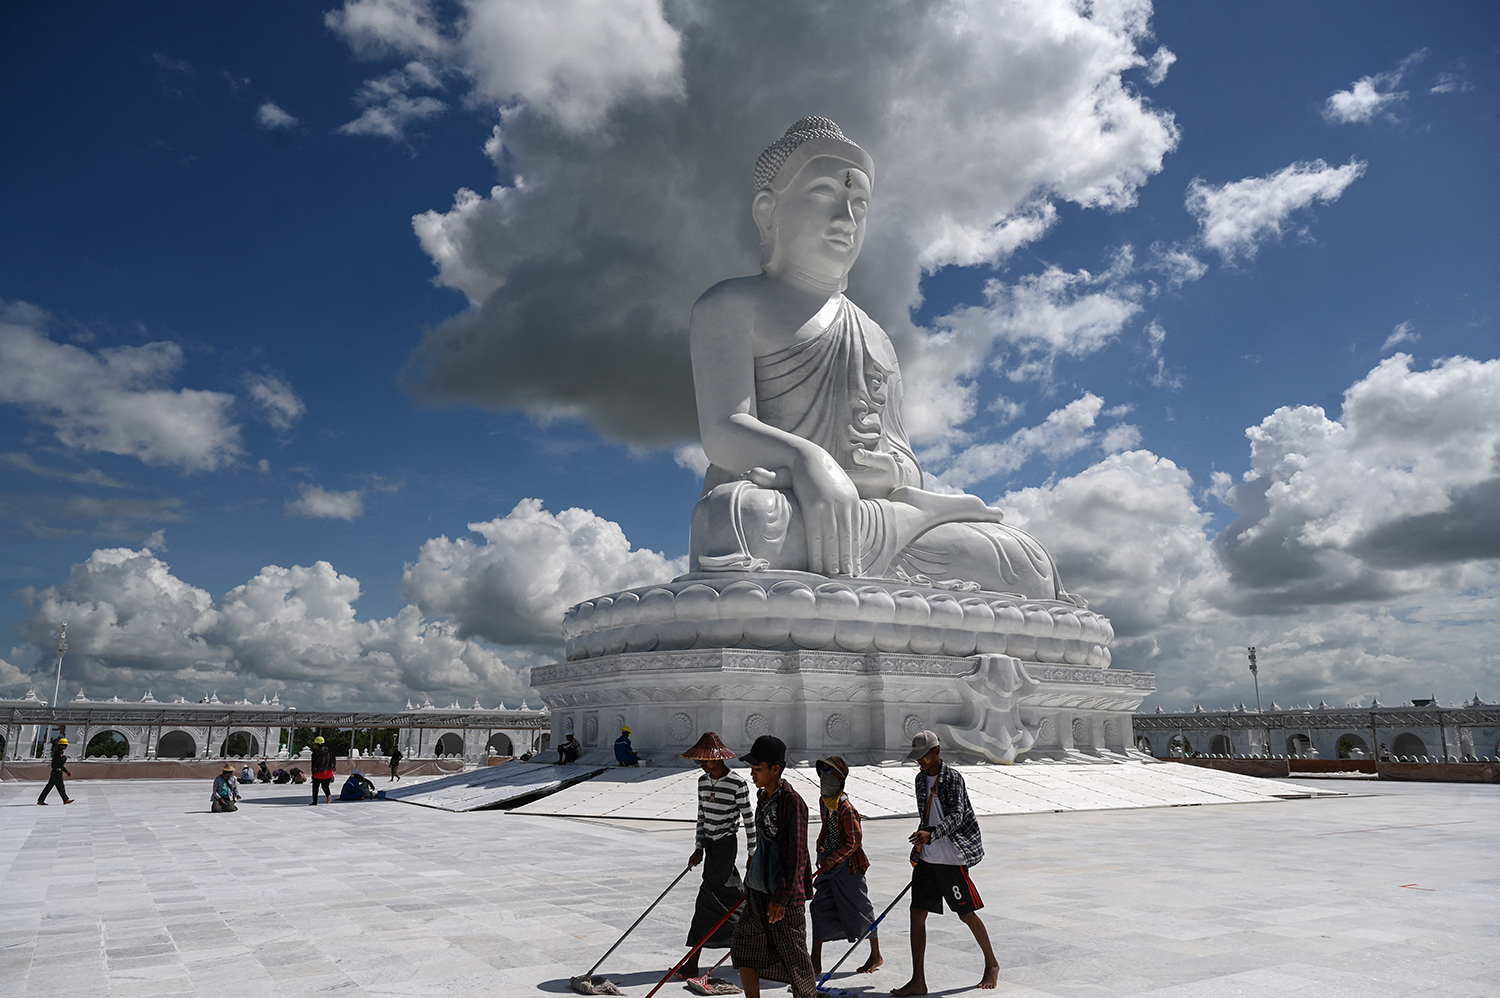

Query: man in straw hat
676 732 755 980
211 762 241 812
731 734 816 998
36 736 73 805
892 731 1000 995
809 755 881 975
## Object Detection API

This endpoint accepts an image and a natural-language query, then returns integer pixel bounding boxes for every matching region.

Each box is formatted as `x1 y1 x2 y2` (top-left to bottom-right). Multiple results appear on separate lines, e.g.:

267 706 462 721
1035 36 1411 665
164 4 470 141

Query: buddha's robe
689 295 1074 602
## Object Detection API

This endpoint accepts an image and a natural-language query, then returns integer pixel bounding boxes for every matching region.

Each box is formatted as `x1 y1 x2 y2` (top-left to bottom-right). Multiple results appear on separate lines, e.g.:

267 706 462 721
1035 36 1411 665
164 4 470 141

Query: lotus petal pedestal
530 573 1154 764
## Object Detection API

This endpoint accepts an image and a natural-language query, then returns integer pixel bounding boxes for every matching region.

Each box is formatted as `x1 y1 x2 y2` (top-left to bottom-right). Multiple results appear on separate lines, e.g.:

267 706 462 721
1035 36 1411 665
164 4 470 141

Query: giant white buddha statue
688 116 1080 605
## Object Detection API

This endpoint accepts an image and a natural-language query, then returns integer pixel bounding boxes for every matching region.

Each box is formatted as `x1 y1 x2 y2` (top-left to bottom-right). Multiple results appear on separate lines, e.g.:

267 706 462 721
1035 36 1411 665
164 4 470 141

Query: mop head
815 985 856 998
685 977 742 996
569 975 624 996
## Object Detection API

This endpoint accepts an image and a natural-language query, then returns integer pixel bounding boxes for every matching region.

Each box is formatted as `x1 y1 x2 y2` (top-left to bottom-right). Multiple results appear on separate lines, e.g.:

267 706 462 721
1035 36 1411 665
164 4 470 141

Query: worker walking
809 756 881 975
677 732 754 979
891 731 1000 996
36 736 73 805
309 736 335 805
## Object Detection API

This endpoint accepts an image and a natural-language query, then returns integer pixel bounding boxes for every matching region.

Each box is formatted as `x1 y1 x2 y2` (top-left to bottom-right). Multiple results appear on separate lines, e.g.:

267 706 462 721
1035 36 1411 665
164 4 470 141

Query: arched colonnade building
1132 699 1500 762
1 690 550 768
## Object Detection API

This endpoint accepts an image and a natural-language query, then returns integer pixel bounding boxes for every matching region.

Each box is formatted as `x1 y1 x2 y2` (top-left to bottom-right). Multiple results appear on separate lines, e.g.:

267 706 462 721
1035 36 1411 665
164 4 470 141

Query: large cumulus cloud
12 547 525 708
337 0 1179 443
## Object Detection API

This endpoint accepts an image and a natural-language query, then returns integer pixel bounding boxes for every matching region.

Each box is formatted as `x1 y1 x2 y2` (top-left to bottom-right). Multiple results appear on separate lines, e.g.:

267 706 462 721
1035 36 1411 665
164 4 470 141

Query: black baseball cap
742 734 786 767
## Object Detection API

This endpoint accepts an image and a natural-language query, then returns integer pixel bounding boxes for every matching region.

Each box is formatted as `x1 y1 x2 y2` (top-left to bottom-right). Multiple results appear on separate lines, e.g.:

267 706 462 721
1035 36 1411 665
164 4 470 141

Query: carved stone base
529 647 1155 765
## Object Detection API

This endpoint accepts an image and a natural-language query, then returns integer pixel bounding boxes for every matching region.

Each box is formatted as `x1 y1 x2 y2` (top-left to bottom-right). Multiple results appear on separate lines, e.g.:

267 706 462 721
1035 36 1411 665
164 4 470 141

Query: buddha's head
753 116 874 292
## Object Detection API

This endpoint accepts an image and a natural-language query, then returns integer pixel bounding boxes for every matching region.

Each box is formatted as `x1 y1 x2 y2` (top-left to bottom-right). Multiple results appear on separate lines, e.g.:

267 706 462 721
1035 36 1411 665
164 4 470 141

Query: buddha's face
758 157 871 285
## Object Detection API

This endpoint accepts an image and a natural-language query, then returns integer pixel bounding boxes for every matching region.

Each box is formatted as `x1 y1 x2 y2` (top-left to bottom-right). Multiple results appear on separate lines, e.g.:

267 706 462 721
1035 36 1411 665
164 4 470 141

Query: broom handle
583 864 693 979
644 895 745 998
816 876 914 987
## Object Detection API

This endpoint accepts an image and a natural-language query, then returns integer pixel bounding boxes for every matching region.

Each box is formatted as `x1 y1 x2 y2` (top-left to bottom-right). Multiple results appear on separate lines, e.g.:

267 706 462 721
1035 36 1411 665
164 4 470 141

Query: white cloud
286 484 365 520
1144 45 1176 86
936 394 1116 489
371 1 1177 445
13 547 525 707
1218 354 1500 609
1323 76 1404 125
1429 71 1473 95
245 373 305 430
1381 321 1419 353
1147 241 1207 289
672 442 709 477
0 301 243 471
402 498 687 649
1322 51 1424 124
256 101 299 130
335 62 447 142
1186 158 1366 262
328 0 684 137
1145 318 1182 389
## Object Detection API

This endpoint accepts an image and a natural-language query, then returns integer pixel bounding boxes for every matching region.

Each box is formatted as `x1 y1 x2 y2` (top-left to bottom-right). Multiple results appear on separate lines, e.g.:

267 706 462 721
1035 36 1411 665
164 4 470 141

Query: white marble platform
1 778 1493 996
508 759 1339 821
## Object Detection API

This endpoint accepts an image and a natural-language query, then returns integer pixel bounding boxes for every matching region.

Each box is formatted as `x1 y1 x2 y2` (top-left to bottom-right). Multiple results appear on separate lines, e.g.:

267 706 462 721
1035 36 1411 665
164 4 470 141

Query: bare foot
977 962 1000 989
891 981 927 996
857 955 884 973
889 486 1006 524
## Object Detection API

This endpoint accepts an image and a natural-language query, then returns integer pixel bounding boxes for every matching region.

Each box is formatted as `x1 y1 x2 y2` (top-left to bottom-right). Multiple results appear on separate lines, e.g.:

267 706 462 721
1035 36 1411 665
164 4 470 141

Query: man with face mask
809 756 881 976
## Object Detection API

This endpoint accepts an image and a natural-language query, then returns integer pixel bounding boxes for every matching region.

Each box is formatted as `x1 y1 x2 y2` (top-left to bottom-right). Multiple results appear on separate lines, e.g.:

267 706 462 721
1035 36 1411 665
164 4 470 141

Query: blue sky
2 1 1496 711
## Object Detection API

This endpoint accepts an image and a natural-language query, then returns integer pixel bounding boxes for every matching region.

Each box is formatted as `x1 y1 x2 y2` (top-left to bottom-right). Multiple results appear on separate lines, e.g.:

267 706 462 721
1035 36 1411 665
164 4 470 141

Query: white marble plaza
1 776 1494 997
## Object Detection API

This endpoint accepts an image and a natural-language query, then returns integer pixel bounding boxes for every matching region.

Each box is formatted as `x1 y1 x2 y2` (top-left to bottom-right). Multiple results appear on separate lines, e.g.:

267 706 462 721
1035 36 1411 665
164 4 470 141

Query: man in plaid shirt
892 731 1000 995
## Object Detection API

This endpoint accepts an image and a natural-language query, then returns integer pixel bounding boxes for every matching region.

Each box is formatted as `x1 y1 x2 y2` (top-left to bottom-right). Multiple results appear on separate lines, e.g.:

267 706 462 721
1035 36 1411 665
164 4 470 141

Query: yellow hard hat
57 737 68 745
313 736 325 744
621 726 630 734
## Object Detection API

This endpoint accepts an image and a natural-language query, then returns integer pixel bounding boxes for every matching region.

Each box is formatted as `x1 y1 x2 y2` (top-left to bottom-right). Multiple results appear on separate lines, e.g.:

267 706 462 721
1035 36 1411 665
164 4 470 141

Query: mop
813 877 913 998
643 896 745 998
571 865 693 996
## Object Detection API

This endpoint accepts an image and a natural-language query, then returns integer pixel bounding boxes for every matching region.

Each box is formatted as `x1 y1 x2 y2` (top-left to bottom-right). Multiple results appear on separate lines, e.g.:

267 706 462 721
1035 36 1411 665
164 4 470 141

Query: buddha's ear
752 189 775 241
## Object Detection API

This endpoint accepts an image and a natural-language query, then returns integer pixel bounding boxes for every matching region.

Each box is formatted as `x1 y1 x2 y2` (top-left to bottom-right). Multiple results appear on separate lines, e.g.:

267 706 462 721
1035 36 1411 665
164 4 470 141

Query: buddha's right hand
790 446 861 576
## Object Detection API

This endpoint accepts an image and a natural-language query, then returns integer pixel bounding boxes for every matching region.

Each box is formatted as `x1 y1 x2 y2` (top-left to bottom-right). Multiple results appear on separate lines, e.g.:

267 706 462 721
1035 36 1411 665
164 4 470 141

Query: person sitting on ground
339 769 378 801
614 726 641 767
211 763 241 813
239 764 255 784
289 767 306 784
809 755 881 976
557 733 582 765
257 760 273 783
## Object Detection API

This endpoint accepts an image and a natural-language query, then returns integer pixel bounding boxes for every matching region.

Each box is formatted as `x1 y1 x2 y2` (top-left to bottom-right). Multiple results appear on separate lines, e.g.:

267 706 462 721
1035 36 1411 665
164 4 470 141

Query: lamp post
1247 646 1265 756
52 621 68 709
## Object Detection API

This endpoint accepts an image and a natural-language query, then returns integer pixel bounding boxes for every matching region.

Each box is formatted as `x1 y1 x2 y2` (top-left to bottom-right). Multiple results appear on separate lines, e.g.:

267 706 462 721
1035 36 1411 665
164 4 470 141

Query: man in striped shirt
678 732 756 980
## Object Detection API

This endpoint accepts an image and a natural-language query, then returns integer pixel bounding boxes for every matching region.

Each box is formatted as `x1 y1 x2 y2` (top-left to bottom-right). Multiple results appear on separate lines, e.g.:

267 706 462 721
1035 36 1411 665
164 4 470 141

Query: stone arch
1391 732 1426 758
434 732 464 757
155 730 197 758
1209 734 1232 756
86 729 130 759
1168 734 1191 756
1285 733 1313 757
1135 735 1152 755
1336 733 1370 759
220 730 261 758
486 733 513 756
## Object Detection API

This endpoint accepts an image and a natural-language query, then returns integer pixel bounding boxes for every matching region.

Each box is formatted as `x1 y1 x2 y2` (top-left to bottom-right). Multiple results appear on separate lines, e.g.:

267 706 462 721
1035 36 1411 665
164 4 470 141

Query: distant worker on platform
309 736 335 805
211 763 241 812
388 743 403 782
557 732 582 765
36 736 73 805
677 732 754 980
892 731 1000 996
614 726 641 767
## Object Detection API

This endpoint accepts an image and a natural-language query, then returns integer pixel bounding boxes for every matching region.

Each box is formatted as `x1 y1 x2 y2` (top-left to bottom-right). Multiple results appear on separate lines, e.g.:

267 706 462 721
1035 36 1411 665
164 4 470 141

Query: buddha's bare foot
889 486 1005 524
977 962 1000 989
891 980 927 996
857 955 883 973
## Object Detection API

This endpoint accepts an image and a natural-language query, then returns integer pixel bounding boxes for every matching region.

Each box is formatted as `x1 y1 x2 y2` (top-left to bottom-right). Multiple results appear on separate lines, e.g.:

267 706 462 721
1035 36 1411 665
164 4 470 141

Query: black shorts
911 861 983 915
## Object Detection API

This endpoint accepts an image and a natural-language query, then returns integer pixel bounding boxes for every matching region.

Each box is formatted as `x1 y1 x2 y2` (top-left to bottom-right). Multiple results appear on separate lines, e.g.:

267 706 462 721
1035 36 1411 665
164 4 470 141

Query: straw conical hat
681 732 737 761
